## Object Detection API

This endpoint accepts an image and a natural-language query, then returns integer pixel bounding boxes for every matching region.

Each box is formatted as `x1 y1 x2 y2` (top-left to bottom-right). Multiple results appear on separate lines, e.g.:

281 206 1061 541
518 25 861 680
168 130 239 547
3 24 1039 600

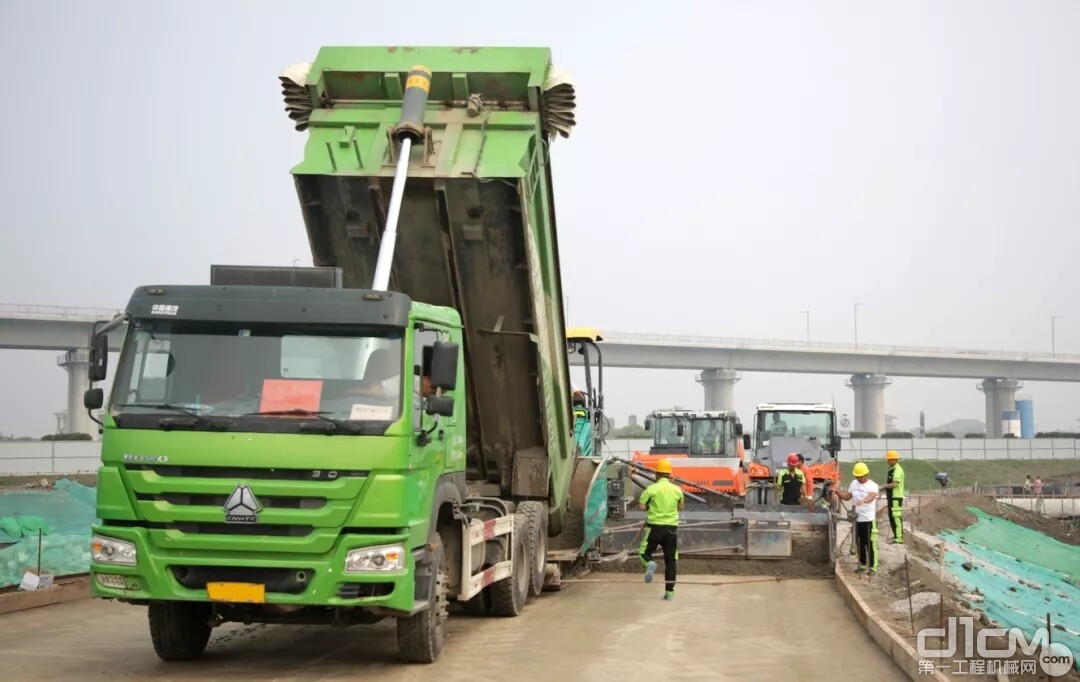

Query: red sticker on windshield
260 379 323 413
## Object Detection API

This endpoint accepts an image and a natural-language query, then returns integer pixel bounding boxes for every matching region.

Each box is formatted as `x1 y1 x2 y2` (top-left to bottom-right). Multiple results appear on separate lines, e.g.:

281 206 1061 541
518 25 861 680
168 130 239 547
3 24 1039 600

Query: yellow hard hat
655 458 673 475
886 450 900 460
852 462 869 477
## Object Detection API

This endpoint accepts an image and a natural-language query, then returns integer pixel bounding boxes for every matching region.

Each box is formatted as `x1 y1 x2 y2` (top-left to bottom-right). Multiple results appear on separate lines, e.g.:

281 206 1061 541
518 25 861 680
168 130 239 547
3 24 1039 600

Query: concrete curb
833 504 950 681
834 566 949 681
0 575 90 616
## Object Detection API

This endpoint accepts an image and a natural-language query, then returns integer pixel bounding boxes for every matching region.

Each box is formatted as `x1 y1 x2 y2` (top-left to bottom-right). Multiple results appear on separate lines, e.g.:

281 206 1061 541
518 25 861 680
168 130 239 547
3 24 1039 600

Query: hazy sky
2 0 1080 438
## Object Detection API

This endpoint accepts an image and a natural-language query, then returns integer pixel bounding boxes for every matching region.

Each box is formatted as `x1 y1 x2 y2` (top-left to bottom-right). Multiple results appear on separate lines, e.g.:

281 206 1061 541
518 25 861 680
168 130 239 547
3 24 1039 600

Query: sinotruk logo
223 484 262 524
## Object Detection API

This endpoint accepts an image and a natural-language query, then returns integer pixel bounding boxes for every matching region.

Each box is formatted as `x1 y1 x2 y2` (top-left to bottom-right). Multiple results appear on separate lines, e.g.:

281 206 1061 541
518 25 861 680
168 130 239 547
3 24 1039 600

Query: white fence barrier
837 437 1080 462
1 437 1079 477
599 438 1080 463
0 441 101 476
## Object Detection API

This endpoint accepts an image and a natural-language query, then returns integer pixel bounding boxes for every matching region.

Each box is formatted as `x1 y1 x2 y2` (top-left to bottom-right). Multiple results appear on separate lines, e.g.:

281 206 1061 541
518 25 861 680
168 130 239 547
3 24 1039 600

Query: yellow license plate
205 581 266 603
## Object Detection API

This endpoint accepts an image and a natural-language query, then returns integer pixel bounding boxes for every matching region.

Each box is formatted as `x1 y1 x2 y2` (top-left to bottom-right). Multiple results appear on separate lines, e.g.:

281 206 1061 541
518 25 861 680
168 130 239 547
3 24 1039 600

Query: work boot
868 569 877 576
855 566 866 574
890 538 903 545
663 591 674 601
644 561 657 583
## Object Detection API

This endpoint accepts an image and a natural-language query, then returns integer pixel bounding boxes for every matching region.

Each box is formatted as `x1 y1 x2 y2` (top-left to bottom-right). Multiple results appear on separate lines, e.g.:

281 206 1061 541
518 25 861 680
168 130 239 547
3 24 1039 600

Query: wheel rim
516 537 529 596
535 530 547 577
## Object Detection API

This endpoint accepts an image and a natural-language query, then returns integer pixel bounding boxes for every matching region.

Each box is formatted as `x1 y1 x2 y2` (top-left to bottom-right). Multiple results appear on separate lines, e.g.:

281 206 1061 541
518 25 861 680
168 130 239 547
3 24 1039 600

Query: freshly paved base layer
0 574 905 681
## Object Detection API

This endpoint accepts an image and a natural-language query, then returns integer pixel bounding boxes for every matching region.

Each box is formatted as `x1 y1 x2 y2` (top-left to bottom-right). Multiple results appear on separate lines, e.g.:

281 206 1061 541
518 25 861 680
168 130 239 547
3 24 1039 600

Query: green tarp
0 479 97 587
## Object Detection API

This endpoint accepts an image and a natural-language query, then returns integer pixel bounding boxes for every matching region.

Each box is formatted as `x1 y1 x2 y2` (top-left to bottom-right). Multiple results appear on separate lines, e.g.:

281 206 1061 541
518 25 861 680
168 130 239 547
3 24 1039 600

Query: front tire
397 532 450 663
148 601 212 661
489 513 529 617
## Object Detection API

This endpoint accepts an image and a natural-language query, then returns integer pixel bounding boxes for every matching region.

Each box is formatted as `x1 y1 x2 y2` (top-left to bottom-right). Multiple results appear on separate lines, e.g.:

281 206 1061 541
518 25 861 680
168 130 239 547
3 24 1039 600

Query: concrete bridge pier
697 368 740 411
846 373 891 435
977 378 1021 438
58 348 94 437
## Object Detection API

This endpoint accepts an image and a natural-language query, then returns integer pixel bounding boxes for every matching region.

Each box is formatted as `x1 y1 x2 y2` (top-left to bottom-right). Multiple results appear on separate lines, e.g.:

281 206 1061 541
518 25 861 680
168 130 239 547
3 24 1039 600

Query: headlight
91 534 137 566
344 544 405 573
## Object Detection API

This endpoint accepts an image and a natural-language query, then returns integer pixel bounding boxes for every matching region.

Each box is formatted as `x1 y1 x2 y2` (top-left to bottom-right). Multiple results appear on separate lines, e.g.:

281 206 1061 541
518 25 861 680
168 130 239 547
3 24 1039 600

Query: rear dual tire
489 513 530 616
517 501 548 598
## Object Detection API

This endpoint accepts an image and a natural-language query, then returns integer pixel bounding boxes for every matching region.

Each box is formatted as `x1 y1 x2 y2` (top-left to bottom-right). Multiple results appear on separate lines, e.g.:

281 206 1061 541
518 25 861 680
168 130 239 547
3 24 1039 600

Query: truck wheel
517 501 548 598
147 601 212 661
489 514 529 617
397 532 449 663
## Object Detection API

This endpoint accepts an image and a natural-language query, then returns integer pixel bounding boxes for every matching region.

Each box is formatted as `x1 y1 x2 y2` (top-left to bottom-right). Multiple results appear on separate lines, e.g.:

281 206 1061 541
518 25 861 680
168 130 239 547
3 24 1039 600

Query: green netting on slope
948 507 1079 582
940 508 1080 671
0 480 98 587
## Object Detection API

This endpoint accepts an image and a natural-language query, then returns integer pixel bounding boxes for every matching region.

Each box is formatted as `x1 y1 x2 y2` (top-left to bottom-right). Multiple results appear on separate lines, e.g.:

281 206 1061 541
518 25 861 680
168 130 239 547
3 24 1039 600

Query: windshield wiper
116 402 227 431
241 409 361 435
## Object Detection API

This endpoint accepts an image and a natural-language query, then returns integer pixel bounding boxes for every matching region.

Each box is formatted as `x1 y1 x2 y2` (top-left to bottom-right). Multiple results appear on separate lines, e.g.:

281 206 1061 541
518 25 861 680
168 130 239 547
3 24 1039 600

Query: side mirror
644 418 652 432
84 388 104 410
742 434 751 450
676 423 685 437
735 422 743 436
88 333 109 382
425 395 454 417
429 342 458 391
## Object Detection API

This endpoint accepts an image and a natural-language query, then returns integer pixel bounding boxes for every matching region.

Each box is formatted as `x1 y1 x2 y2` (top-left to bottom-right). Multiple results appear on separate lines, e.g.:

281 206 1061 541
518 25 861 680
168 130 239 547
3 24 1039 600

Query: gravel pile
889 590 940 614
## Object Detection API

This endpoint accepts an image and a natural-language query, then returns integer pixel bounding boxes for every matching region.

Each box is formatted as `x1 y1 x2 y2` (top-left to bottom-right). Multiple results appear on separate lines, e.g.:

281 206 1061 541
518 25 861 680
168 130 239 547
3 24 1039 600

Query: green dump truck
82 45 598 664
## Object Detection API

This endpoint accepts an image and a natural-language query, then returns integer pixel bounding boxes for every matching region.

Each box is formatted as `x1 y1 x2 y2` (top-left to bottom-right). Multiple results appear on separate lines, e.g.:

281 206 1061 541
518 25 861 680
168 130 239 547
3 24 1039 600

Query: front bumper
89 524 419 614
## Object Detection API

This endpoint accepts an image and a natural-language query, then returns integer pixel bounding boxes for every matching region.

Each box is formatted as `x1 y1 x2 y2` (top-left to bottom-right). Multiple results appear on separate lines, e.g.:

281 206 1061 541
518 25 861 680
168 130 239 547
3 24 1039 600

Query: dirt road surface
0 575 906 681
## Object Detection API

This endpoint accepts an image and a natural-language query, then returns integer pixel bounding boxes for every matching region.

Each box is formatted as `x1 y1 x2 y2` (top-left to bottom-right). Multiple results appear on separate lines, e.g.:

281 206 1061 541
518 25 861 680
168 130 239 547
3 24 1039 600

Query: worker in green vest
881 450 905 544
639 458 685 601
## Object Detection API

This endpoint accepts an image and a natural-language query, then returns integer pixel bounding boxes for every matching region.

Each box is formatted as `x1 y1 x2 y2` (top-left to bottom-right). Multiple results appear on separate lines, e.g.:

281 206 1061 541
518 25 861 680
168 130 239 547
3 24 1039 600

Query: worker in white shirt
830 462 879 574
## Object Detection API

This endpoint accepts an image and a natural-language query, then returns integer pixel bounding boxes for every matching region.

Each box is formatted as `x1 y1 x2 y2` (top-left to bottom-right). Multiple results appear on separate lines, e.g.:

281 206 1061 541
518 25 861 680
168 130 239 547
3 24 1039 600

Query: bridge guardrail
601 331 1080 361
0 303 121 319
5 303 1078 360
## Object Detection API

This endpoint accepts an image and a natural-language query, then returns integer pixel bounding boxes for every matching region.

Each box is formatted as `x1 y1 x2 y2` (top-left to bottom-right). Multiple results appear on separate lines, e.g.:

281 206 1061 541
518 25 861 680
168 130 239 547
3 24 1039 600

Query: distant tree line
41 432 93 441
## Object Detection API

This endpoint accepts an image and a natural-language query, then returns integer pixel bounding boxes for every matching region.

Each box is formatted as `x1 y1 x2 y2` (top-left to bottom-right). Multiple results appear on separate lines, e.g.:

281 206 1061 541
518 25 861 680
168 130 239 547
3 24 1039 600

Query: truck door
413 327 448 467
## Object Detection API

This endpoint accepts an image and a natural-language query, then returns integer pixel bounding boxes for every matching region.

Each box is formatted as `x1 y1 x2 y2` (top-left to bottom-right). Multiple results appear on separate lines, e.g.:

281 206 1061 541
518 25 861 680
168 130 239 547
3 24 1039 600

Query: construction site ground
835 490 1080 681
0 574 905 681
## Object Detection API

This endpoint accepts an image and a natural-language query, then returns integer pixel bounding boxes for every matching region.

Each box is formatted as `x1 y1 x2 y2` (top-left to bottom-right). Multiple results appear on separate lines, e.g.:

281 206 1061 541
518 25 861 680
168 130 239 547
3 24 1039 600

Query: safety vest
886 463 905 499
775 468 806 505
639 478 684 526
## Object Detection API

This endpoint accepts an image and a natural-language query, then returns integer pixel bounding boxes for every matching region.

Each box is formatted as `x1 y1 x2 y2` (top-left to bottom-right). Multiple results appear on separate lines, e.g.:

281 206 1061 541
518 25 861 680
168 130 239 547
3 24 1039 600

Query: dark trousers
887 496 903 540
854 519 878 570
639 524 678 591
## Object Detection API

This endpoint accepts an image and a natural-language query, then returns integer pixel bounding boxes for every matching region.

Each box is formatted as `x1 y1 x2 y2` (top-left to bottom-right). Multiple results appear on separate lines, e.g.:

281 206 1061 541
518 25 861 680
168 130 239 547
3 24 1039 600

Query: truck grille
122 464 370 552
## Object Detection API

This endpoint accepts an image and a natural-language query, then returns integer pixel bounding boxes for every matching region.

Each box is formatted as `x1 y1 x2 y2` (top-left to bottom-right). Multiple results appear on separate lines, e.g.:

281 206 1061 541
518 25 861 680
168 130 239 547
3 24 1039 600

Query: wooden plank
0 576 90 616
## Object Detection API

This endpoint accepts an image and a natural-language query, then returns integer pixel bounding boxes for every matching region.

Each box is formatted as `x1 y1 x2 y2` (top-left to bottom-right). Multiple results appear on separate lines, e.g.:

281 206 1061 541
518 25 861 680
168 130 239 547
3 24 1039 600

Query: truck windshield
653 416 689 446
110 319 404 430
757 411 835 446
690 418 726 456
